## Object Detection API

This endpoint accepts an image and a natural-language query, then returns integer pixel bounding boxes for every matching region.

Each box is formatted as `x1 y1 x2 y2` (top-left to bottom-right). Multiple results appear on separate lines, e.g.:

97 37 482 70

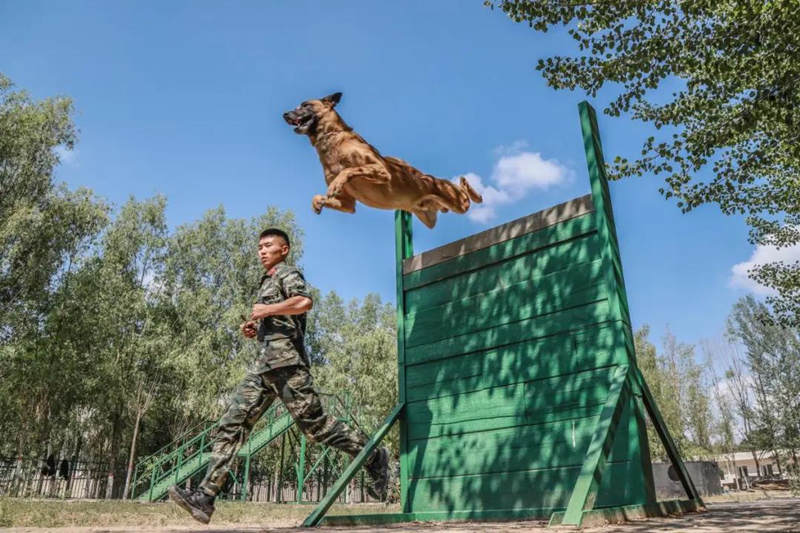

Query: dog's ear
321 92 342 107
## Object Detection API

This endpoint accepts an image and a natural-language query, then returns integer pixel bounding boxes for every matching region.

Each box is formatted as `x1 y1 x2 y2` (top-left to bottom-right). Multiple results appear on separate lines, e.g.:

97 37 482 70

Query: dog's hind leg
412 208 438 229
412 196 447 228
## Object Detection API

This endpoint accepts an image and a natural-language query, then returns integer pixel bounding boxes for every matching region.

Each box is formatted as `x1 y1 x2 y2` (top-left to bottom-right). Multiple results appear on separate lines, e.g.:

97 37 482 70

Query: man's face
258 235 289 270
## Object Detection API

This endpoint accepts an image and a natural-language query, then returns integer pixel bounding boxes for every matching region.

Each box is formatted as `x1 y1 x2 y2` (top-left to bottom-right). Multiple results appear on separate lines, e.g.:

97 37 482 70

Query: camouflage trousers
198 365 367 496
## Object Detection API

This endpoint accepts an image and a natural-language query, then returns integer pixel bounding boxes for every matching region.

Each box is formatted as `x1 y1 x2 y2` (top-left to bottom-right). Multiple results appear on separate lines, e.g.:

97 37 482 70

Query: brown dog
283 92 482 228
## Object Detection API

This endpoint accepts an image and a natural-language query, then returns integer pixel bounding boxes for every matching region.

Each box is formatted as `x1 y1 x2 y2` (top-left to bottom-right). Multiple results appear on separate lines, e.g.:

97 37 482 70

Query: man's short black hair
259 228 290 248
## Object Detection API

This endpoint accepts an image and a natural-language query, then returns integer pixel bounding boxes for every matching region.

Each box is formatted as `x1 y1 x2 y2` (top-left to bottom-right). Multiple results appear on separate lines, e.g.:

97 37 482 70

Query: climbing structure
133 393 357 504
304 101 703 528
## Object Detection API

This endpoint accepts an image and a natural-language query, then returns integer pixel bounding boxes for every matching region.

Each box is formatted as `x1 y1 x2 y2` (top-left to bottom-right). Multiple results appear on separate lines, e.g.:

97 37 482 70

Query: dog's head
283 92 342 136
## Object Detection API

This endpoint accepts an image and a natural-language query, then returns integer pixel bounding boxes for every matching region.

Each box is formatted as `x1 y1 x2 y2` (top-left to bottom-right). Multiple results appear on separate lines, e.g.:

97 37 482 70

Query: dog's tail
459 176 483 204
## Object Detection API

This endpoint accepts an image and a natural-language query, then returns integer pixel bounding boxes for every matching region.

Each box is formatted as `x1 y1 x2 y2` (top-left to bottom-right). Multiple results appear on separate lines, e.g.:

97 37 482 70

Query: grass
0 498 401 528
1 490 795 528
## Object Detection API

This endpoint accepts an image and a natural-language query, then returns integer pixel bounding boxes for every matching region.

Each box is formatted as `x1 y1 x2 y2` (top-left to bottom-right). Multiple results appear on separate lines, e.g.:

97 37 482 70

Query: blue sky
1 1 775 354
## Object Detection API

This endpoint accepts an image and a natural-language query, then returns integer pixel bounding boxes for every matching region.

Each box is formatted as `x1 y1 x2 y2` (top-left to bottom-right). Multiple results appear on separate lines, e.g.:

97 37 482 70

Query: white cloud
456 141 571 224
492 139 529 157
729 243 800 295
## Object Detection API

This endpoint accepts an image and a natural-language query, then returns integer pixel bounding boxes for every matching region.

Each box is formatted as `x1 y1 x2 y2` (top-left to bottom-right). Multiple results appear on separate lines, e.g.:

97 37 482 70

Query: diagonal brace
303 403 405 527
561 364 630 526
631 366 703 505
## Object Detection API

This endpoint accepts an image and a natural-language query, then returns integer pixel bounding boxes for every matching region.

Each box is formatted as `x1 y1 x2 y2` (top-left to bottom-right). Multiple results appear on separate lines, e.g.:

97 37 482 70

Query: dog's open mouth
283 112 315 134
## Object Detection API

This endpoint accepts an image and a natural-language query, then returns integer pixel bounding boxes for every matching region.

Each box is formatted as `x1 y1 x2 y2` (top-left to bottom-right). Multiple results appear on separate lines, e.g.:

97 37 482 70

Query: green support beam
632 366 703 504
394 210 412 512
303 403 405 527
296 434 307 503
560 364 630 526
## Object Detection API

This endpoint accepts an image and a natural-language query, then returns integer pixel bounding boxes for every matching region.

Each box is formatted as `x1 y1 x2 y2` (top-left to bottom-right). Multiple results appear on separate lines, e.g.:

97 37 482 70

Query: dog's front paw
312 195 325 214
326 180 344 198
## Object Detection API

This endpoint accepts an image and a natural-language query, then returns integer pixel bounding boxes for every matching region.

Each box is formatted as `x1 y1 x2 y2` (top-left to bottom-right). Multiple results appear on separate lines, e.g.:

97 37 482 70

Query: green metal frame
304 101 703 528
133 392 360 503
134 402 294 502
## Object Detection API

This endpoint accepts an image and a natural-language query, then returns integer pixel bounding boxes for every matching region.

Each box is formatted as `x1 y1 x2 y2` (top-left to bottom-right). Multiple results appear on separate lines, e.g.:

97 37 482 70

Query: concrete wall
652 461 723 498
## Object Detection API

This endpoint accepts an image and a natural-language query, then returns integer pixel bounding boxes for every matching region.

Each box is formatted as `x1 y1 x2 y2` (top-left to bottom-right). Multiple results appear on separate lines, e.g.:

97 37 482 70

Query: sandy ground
4 497 800 532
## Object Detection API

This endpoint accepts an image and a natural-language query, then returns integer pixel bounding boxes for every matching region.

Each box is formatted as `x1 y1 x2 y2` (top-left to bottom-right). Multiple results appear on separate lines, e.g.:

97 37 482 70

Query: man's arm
251 295 312 320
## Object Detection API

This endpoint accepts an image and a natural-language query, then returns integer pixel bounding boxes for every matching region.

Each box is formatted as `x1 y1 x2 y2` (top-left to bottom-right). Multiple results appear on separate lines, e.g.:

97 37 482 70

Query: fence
0 456 126 499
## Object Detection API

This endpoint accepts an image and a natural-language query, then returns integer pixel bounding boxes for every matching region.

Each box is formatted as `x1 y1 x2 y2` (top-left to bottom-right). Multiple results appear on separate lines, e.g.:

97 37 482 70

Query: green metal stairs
132 392 360 503
133 403 294 502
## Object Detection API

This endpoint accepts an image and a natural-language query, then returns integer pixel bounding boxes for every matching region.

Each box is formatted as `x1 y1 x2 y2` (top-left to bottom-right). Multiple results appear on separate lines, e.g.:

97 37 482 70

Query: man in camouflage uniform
169 228 389 524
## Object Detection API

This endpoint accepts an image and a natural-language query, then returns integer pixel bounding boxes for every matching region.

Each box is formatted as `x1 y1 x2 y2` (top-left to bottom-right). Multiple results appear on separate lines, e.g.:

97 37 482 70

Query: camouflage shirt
252 262 312 372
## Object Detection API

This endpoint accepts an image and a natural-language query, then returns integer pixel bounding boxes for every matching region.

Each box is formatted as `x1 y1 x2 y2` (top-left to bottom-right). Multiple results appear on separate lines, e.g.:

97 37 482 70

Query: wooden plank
407 366 612 426
407 362 615 418
410 416 598 460
408 465 579 512
405 259 605 347
302 403 404 527
405 300 614 366
561 364 630 525
403 214 598 291
406 338 625 403
406 331 573 389
404 234 603 313
405 460 637 513
405 324 626 391
409 404 604 442
403 194 594 274
409 426 594 479
409 407 641 480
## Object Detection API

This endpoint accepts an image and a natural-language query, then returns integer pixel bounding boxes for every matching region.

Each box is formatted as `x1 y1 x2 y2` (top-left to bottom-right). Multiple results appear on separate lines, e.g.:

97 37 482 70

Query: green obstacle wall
304 102 703 528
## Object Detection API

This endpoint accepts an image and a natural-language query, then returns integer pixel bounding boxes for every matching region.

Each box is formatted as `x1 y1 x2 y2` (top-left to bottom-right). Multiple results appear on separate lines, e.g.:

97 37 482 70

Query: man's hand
251 304 272 321
241 320 258 338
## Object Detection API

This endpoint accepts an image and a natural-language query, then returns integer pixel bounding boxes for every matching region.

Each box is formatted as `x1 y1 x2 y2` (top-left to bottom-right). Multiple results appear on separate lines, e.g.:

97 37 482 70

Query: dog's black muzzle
283 108 316 135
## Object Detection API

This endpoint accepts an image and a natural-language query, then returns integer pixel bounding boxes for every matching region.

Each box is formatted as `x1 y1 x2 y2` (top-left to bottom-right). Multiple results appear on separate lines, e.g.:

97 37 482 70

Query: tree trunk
773 448 783 476
750 449 761 479
106 410 122 499
122 409 143 499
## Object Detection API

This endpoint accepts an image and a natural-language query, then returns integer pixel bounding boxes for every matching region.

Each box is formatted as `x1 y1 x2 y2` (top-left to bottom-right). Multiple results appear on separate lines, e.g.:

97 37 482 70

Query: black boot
168 485 215 524
365 447 390 501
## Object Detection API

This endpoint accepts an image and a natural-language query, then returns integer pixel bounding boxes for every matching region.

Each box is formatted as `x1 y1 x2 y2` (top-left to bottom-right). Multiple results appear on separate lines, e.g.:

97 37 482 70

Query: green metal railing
131 391 361 503
133 402 292 501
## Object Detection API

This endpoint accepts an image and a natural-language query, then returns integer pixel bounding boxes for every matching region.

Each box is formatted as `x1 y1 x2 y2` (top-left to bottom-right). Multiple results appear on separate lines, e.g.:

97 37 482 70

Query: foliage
488 0 800 325
635 326 714 460
309 292 398 451
727 295 800 470
0 74 109 456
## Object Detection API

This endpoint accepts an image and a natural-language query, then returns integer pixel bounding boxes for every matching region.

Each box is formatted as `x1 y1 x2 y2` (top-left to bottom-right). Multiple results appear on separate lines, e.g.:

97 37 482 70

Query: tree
727 295 800 472
0 73 108 458
488 1 800 325
634 326 714 460
310 291 398 451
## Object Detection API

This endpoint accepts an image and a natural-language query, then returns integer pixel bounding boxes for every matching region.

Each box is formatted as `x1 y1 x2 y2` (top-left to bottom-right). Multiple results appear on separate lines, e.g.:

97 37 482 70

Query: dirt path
5 498 800 532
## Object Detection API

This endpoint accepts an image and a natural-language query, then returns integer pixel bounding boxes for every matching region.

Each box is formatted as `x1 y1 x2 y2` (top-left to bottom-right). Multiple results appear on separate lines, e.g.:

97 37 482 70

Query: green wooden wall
393 101 655 518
